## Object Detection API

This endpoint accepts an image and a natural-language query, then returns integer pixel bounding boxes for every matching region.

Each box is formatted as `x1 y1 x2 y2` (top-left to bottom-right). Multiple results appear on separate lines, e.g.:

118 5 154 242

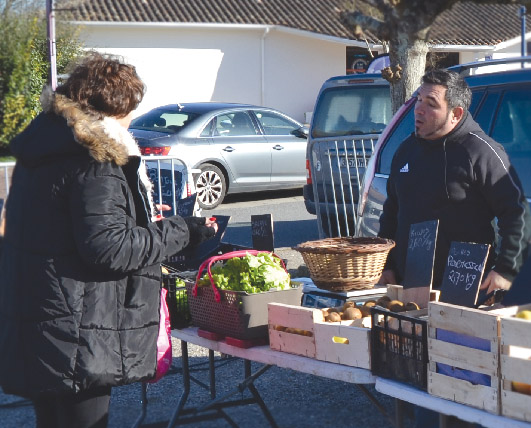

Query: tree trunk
388 35 429 113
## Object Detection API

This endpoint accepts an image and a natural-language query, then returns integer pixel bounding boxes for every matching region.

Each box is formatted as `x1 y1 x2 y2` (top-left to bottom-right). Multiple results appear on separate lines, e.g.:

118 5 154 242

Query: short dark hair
422 69 471 112
56 52 146 118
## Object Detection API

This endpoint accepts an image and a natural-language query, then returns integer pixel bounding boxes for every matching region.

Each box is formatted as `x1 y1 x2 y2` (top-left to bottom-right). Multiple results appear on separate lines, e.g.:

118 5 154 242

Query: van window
378 106 415 175
311 86 392 138
490 88 531 197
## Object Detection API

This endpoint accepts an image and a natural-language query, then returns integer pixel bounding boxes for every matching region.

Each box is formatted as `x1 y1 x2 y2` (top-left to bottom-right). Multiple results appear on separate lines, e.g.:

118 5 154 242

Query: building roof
60 0 529 47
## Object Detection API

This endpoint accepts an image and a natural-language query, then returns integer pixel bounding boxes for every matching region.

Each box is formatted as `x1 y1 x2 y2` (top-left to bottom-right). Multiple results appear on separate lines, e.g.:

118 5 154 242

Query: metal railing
0 157 195 216
308 135 379 238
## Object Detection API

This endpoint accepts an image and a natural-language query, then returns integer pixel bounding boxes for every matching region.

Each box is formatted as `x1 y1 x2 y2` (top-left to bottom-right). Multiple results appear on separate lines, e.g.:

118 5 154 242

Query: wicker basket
293 237 395 291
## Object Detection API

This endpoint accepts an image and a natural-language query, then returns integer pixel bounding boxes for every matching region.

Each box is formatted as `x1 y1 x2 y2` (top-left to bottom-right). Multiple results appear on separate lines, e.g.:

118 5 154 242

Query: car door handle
223 146 235 152
272 145 284 150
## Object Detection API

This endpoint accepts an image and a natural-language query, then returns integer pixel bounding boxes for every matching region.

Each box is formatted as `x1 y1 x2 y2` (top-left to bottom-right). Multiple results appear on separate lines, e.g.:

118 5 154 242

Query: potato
326 312 342 322
376 296 391 308
388 300 405 312
405 301 420 311
343 301 356 311
359 305 372 317
364 300 377 307
342 307 362 320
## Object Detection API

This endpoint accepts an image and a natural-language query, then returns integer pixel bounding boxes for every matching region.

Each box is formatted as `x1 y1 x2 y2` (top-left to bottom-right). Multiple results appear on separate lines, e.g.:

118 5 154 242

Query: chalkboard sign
439 241 490 307
165 215 231 270
251 214 274 251
145 161 184 217
403 220 439 288
175 194 197 218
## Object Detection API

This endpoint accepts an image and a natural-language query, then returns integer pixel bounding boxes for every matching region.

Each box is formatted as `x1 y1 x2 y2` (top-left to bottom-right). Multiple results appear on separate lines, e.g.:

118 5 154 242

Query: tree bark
388 35 428 113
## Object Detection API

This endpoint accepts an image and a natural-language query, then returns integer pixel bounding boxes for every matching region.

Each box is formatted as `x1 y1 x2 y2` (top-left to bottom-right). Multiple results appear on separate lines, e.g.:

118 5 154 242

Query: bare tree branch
339 10 389 39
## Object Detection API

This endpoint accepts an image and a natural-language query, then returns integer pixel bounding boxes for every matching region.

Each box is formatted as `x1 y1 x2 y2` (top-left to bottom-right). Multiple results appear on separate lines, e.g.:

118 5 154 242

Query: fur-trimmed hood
39 86 135 166
10 86 155 215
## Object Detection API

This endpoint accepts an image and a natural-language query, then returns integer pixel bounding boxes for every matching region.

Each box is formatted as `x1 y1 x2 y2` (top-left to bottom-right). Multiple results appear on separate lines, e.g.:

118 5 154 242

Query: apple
512 381 531 394
515 310 531 320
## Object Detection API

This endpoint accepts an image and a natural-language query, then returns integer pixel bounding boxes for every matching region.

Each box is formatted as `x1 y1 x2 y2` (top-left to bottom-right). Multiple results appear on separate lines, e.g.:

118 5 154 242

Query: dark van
304 74 392 237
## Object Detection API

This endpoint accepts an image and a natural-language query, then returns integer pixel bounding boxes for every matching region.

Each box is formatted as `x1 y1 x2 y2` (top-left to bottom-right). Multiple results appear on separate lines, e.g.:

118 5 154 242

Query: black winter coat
0 91 191 398
379 112 531 288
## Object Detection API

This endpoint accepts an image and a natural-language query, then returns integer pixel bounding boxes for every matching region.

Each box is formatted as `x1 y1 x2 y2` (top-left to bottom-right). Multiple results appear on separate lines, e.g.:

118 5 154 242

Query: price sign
439 241 490 307
403 220 439 289
251 214 274 252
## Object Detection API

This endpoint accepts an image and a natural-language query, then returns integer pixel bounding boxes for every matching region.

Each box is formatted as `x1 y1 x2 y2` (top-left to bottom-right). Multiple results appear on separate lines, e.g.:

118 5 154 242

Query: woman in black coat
0 53 216 427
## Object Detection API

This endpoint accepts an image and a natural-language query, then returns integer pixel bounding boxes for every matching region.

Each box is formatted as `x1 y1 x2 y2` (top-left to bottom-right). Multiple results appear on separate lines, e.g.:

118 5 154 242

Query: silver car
129 103 309 209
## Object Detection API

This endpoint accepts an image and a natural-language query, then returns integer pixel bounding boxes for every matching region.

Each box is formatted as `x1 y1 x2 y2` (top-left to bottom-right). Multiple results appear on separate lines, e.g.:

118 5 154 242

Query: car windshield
311 85 392 138
130 108 201 134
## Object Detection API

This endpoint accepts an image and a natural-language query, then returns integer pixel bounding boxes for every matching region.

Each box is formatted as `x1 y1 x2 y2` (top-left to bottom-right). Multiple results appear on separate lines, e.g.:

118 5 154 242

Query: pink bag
147 288 172 383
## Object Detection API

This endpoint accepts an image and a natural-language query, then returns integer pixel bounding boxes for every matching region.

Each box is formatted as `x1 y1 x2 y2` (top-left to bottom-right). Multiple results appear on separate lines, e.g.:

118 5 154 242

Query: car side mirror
291 126 309 139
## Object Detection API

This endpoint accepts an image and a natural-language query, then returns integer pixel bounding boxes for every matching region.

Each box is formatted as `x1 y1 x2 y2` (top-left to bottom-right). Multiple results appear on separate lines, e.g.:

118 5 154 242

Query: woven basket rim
293 237 395 254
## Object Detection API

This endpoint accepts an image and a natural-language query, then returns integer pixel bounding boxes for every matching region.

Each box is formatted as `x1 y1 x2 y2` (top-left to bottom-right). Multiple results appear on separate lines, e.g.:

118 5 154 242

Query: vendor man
378 69 531 295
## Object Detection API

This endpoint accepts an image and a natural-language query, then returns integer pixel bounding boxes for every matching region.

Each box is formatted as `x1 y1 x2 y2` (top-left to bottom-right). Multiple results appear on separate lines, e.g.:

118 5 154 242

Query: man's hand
480 270 511 295
378 269 397 285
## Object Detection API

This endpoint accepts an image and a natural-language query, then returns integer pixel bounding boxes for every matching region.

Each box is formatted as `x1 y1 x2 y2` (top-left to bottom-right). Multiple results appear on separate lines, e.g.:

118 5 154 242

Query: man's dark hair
422 69 472 112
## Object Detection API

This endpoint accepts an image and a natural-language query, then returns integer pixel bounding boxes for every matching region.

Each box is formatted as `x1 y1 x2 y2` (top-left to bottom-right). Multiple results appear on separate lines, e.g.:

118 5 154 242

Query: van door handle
223 146 235 152
272 145 284 150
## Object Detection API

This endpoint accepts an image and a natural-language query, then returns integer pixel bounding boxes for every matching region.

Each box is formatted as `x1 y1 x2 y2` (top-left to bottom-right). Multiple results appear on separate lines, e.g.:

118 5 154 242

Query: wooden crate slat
501 317 531 348
501 390 531 422
268 328 316 358
268 302 322 330
314 321 371 369
428 371 499 414
429 302 500 340
501 355 531 384
428 338 498 377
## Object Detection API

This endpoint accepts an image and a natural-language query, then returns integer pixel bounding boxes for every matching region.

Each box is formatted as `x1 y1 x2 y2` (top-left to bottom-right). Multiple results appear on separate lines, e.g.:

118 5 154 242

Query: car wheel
195 164 227 210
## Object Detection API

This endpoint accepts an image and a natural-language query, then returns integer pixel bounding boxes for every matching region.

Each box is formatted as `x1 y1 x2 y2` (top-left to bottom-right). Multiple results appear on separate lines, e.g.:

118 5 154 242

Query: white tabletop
172 327 375 385
375 378 531 428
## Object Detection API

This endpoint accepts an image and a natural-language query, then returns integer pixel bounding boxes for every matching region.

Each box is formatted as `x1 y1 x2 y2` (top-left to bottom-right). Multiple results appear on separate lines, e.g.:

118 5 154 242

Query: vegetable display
197 253 291 293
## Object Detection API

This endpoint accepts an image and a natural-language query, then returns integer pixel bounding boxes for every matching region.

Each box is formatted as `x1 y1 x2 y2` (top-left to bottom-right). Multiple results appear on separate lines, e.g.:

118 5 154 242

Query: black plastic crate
370 306 428 390
162 271 192 329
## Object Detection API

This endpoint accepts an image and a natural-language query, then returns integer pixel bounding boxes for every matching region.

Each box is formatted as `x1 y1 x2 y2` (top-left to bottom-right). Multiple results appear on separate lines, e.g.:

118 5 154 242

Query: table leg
209 349 216 399
439 413 448 428
394 398 404 428
167 340 191 428
131 382 148 428
244 360 279 428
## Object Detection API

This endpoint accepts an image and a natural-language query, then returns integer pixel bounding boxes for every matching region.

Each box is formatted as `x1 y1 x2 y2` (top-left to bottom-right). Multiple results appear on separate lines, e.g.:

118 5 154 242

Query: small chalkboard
439 241 490 307
175 194 197 218
403 220 439 289
145 161 184 216
251 214 274 252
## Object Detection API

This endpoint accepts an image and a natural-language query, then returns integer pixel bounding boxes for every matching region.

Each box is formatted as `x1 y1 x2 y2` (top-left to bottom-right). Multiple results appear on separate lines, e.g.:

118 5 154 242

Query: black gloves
183 216 216 245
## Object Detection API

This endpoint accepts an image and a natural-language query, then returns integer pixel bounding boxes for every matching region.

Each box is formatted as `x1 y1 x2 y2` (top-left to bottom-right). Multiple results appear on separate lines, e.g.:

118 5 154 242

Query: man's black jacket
379 112 531 288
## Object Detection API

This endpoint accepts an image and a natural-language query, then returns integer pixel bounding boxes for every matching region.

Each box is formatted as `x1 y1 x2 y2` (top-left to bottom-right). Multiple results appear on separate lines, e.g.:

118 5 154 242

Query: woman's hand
205 216 218 234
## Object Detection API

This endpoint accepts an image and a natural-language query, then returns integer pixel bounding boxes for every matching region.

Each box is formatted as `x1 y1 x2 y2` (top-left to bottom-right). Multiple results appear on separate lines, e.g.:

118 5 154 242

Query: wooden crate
314 317 371 369
268 303 323 358
499 303 531 422
427 301 501 414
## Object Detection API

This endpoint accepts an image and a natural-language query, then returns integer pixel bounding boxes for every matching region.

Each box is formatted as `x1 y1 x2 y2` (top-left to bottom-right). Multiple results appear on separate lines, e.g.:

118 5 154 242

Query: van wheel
195 164 226 210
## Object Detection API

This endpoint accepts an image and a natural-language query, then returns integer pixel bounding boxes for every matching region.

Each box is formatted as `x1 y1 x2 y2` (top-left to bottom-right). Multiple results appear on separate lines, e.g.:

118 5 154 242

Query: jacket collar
40 86 136 166
40 87 155 216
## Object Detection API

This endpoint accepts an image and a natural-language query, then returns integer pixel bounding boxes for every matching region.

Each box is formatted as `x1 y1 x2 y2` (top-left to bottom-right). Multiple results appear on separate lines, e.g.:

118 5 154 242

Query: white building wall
76 23 347 122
